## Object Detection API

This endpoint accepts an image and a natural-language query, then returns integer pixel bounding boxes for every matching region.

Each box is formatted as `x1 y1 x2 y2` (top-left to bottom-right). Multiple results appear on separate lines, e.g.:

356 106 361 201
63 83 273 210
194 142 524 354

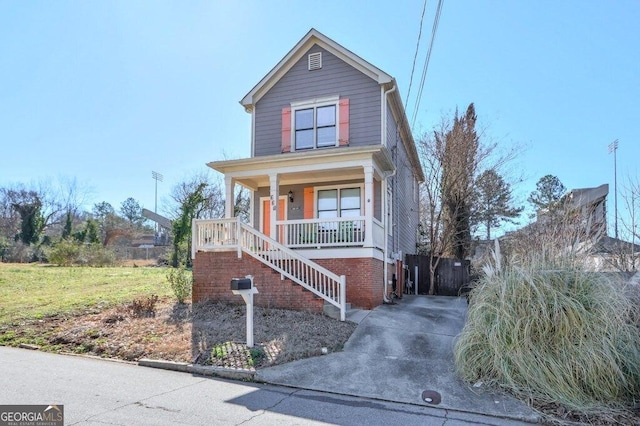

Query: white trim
386 184 393 237
314 183 365 218
249 190 255 227
259 195 288 236
291 97 339 151
291 95 338 108
250 109 255 157
298 247 384 261
240 29 393 108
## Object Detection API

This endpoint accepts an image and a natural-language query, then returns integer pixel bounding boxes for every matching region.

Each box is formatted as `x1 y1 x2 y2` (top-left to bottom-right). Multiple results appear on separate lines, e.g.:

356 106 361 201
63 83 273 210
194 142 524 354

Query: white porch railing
192 217 347 321
192 217 239 249
277 217 366 248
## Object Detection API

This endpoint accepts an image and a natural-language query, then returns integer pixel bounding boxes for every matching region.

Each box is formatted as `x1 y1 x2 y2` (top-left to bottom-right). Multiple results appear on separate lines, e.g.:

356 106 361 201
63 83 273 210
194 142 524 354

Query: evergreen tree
171 182 207 267
85 219 100 244
528 175 566 211
472 170 523 239
120 197 144 225
12 197 45 245
439 103 479 259
62 211 73 239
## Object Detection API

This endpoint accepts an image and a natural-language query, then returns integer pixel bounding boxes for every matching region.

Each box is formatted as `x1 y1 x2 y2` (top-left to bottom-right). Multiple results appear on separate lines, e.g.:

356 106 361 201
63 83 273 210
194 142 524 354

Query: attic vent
308 52 322 70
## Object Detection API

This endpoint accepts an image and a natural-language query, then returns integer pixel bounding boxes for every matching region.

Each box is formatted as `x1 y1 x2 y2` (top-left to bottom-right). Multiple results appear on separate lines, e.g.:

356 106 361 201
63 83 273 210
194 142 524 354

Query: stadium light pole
608 140 619 239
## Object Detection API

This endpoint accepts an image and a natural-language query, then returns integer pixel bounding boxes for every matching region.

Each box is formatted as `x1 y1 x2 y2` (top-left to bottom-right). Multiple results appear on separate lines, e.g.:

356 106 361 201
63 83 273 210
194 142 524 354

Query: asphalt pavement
255 295 540 424
0 346 531 425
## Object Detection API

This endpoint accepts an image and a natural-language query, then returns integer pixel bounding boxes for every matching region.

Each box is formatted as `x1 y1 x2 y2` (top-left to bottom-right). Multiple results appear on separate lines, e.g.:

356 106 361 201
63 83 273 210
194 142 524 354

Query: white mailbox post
231 275 258 348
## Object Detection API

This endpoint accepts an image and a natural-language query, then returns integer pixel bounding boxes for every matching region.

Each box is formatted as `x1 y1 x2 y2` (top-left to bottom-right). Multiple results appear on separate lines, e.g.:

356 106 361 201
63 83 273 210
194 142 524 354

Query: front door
261 197 286 241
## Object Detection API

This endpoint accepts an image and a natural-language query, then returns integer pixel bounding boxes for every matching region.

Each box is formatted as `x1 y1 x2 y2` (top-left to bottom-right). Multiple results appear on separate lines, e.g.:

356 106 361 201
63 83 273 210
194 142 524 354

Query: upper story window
282 96 349 153
295 105 336 150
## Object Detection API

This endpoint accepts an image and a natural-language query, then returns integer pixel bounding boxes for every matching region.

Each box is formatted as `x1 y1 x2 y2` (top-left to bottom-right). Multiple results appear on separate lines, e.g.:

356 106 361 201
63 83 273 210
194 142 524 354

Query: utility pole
152 171 163 240
608 140 618 239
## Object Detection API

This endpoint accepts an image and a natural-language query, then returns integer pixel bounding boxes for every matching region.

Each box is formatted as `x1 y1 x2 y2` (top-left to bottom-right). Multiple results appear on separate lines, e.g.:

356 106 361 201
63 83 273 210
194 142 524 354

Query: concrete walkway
255 295 539 423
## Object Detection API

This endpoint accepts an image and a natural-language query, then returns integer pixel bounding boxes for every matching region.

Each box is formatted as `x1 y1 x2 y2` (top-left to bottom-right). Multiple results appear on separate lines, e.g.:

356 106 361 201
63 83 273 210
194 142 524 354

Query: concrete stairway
323 301 371 323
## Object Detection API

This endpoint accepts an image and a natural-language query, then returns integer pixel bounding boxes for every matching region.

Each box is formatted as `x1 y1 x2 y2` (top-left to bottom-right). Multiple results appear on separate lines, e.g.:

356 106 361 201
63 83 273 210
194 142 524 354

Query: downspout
382 83 397 303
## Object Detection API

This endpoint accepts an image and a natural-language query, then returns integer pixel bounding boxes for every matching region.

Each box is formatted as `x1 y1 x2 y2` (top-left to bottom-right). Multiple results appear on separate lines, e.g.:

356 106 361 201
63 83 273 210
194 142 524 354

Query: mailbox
231 278 252 290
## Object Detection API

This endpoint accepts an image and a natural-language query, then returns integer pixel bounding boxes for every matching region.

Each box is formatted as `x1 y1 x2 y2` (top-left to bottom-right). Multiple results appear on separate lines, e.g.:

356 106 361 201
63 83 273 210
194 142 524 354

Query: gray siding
253 179 366 225
254 45 381 156
386 103 419 257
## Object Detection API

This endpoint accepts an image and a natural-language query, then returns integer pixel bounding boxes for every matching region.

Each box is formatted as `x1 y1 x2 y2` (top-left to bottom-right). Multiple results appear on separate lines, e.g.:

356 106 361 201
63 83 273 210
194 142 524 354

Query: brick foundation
314 257 384 310
193 251 385 311
193 251 324 313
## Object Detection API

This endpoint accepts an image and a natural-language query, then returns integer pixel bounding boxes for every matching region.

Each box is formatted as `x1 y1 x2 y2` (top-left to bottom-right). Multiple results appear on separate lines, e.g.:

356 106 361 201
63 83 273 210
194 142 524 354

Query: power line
411 0 444 130
405 0 429 108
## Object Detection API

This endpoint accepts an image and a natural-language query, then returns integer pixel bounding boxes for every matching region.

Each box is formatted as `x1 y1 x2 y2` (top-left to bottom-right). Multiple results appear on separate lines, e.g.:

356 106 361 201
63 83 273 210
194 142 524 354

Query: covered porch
193 145 394 253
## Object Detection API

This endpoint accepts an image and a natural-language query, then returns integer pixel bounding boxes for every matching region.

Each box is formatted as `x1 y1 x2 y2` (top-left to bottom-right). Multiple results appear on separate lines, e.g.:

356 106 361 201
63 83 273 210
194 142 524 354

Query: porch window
317 187 361 218
295 105 336 150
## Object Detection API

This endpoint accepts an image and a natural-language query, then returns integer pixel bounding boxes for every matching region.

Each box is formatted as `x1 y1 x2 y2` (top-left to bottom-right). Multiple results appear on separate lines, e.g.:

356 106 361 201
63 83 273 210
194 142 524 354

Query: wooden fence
405 254 470 296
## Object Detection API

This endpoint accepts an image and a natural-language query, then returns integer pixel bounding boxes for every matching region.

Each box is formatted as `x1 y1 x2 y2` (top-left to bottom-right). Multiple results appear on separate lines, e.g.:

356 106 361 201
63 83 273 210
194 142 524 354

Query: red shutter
303 187 314 219
282 107 291 152
338 98 349 146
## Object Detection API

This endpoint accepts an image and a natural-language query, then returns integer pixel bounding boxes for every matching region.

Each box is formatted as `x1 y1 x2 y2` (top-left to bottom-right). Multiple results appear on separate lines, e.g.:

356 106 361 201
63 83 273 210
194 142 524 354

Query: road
0 347 525 425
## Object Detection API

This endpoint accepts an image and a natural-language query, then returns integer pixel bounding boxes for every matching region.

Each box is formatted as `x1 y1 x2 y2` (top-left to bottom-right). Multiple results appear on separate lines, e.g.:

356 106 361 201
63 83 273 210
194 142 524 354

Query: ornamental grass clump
454 249 640 415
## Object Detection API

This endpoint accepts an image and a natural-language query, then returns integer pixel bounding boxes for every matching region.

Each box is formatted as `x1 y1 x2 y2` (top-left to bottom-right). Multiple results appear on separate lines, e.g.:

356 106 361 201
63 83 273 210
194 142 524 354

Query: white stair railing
238 220 346 321
193 218 346 321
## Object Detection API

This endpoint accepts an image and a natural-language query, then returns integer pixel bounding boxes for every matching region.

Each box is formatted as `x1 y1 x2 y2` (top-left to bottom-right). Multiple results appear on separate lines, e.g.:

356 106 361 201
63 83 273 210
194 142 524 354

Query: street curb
252 373 540 425
138 358 255 381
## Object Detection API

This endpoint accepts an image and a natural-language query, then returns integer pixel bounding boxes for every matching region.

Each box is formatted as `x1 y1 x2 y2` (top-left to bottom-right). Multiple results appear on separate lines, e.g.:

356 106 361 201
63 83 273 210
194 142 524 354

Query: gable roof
240 28 425 182
240 28 393 110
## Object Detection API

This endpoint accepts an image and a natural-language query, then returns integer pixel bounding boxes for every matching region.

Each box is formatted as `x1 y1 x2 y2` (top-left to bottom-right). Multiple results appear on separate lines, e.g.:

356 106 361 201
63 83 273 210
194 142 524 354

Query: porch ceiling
207 145 394 189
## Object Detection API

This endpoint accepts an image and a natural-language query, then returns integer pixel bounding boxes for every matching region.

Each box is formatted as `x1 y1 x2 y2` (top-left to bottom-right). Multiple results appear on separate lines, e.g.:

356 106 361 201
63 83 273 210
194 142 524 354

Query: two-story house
191 29 424 320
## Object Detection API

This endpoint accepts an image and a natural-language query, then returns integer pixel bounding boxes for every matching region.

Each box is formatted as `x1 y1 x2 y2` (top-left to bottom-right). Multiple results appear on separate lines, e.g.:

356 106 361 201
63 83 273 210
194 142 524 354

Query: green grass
0 263 172 326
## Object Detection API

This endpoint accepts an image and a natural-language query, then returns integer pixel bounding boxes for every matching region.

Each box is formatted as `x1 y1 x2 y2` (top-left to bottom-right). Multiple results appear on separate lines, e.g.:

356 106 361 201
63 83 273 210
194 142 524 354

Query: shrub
129 294 159 318
80 244 116 267
167 266 192 304
47 239 81 266
454 248 640 415
47 240 115 267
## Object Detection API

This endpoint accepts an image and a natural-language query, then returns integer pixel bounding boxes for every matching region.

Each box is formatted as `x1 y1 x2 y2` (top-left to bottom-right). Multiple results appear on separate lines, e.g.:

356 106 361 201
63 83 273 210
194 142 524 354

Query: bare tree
438 104 479 260
501 198 598 270
166 170 250 221
613 175 640 271
417 105 521 294
166 171 225 220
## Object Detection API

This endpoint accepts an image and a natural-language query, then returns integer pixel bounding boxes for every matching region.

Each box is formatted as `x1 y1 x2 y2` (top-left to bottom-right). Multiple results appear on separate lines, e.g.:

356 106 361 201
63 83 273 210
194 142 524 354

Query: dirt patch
118 259 161 268
2 298 356 370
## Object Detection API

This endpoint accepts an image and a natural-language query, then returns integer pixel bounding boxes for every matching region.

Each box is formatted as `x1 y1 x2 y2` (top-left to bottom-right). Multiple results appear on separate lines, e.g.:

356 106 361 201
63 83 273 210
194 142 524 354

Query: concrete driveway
255 295 538 423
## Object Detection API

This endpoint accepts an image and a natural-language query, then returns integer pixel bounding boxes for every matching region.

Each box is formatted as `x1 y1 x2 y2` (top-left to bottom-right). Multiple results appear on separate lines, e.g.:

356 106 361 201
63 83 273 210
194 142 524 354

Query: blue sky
1 1 638 236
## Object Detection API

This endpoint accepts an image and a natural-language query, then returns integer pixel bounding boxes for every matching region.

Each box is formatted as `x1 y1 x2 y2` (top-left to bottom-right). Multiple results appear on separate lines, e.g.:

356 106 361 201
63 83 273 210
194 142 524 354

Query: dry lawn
2 296 356 371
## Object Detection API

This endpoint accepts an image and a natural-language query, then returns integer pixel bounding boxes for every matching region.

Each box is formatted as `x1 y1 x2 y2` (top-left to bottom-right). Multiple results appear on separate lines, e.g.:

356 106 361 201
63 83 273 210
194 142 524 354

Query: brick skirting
192 251 385 311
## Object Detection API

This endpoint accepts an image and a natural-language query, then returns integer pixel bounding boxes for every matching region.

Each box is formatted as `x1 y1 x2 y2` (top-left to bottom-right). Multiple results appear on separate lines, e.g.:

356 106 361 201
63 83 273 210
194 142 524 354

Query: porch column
224 176 235 218
364 165 374 247
269 173 279 242
248 189 255 227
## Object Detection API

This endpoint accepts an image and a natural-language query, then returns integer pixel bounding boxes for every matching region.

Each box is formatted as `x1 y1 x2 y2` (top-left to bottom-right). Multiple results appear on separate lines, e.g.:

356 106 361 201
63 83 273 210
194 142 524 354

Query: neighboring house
564 183 608 242
191 29 424 320
485 183 640 272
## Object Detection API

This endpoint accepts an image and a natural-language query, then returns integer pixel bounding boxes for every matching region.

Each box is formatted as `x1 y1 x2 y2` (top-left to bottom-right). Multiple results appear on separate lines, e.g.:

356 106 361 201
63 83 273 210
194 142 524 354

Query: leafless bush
500 201 599 269
129 295 159 318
